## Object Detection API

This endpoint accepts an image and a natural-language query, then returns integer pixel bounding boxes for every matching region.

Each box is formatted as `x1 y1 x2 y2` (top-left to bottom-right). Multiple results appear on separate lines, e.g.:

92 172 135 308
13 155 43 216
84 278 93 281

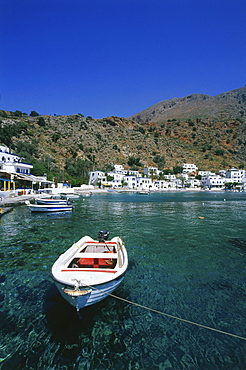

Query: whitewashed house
218 170 226 177
123 176 153 190
0 145 34 193
88 171 107 186
201 173 225 189
127 169 141 176
164 173 176 181
0 145 53 194
106 165 140 188
185 178 201 188
113 164 127 174
182 163 198 174
144 167 161 177
106 171 125 188
198 170 211 177
225 168 245 183
153 180 177 189
174 178 183 188
178 173 189 182
0 145 33 174
242 175 246 190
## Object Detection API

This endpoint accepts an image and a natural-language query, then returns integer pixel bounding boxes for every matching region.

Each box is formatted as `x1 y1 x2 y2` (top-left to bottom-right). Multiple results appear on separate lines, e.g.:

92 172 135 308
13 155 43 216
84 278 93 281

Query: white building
242 175 246 190
123 176 153 190
88 171 107 186
174 178 183 188
0 145 53 194
225 168 245 183
89 165 142 188
106 171 125 188
182 163 198 174
113 164 127 174
218 170 226 177
178 173 189 182
185 178 201 188
163 174 176 181
201 174 225 189
0 145 33 174
153 180 177 189
198 170 211 177
128 169 141 176
144 167 161 177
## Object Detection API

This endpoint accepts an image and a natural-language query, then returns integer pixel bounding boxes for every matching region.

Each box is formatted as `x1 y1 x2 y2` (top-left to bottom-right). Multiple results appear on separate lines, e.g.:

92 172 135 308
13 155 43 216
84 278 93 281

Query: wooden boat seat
77 257 115 268
82 244 115 253
68 252 117 269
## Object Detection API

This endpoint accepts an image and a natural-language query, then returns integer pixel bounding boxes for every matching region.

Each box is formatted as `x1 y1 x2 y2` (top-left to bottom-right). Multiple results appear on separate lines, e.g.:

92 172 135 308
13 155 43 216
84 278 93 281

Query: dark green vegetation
0 86 246 185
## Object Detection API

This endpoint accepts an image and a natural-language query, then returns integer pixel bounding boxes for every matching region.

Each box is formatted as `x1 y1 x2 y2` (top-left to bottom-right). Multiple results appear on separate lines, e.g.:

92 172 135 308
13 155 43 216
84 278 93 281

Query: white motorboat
137 190 150 195
36 196 69 205
60 193 81 200
51 230 128 311
25 200 73 212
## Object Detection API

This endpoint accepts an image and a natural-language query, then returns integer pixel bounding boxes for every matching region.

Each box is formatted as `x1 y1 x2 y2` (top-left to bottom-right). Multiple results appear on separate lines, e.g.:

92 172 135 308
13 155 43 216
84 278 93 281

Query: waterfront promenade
0 194 38 207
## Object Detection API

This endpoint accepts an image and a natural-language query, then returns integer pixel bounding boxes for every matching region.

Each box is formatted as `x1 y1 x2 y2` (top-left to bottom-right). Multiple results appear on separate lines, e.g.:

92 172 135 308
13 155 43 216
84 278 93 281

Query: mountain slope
130 86 246 123
0 86 246 183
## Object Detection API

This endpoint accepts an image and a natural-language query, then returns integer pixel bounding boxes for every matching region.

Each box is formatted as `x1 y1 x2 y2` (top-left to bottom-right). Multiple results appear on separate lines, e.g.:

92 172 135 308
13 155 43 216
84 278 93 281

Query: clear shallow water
0 191 246 369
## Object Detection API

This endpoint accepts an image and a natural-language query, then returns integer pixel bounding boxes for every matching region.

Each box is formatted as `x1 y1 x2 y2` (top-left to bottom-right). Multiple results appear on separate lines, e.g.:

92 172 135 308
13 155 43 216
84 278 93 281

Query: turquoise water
0 191 246 369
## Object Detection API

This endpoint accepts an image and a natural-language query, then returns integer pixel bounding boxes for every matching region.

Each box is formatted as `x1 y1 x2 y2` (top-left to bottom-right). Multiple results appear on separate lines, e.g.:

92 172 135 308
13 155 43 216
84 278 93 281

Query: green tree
127 156 142 168
30 111 39 117
32 162 47 176
15 141 38 157
163 169 173 175
37 117 46 126
214 148 225 156
138 127 145 134
65 158 93 184
14 110 23 117
153 155 165 170
0 121 28 148
0 110 7 117
173 166 183 174
107 175 114 181
15 141 38 162
103 164 114 172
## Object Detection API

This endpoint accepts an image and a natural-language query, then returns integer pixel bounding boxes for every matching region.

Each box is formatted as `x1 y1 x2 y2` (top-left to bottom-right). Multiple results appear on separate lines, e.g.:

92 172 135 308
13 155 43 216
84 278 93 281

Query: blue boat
25 200 73 212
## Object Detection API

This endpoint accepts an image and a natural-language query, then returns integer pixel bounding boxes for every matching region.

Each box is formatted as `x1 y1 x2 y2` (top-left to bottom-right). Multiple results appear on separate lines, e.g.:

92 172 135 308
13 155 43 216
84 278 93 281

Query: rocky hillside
0 86 246 183
130 86 246 123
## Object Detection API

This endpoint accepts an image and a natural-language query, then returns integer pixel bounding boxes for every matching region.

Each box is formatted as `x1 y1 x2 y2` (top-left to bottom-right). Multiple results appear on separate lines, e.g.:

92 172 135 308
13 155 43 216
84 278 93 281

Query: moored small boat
60 193 81 200
36 196 69 205
25 200 73 212
51 230 128 311
137 190 150 195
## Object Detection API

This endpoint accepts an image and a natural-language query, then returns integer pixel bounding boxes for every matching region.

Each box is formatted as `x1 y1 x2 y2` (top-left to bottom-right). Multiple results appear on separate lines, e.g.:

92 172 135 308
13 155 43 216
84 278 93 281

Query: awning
0 177 11 182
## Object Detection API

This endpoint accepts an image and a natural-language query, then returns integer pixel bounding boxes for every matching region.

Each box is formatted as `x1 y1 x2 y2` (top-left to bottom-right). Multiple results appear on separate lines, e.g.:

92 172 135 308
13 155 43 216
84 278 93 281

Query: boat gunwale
61 269 118 273
51 235 128 286
52 270 126 288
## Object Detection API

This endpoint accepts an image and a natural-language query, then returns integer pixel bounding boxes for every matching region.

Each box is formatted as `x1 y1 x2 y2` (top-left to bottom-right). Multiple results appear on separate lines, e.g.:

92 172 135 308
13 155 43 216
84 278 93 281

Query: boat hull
54 275 125 310
36 199 68 205
28 205 73 212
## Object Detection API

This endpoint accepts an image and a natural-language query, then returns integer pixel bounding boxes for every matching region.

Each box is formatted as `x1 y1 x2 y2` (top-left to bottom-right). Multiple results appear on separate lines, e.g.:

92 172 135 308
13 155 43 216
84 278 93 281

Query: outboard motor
98 230 109 242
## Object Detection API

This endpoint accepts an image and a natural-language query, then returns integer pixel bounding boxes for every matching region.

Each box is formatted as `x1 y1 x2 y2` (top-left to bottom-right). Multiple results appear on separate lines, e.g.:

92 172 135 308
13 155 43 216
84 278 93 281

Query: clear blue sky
1 0 245 119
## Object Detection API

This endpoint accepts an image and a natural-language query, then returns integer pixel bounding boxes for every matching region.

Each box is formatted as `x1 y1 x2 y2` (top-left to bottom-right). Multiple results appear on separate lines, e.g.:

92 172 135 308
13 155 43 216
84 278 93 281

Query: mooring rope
84 283 246 341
